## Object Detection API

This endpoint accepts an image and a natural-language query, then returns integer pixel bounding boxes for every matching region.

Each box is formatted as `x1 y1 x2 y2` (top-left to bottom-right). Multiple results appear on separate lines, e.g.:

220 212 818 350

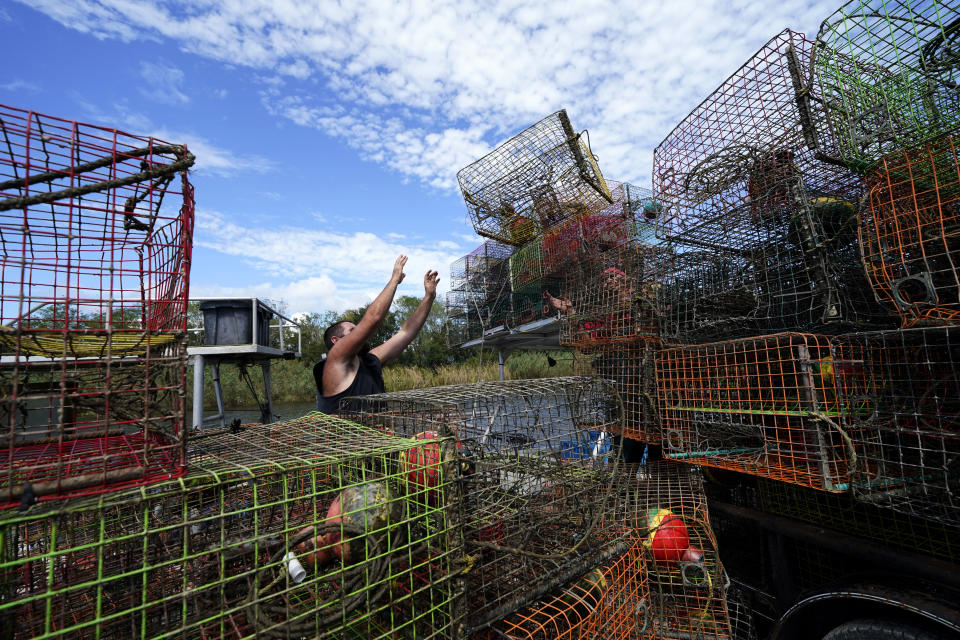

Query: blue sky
1 0 837 316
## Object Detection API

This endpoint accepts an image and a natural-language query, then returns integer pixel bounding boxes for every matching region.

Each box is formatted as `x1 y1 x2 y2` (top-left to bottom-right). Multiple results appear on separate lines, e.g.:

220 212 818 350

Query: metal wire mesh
656 332 872 491
610 462 733 639
0 414 461 639
652 31 893 340
860 130 960 325
559 242 660 347
815 0 960 167
450 241 514 294
573 338 662 443
832 326 960 527
0 104 195 504
458 110 613 245
339 377 627 632
509 240 545 292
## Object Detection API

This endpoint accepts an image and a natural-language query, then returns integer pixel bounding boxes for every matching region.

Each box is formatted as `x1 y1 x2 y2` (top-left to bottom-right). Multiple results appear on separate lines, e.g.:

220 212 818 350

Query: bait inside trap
0 104 195 504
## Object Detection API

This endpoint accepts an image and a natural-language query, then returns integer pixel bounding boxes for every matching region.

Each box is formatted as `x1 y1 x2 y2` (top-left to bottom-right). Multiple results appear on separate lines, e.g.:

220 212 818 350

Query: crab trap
814 0 960 168
445 289 512 347
509 240 546 292
0 104 195 505
449 241 513 297
652 31 893 340
573 338 663 443
457 110 613 246
0 414 463 639
831 326 960 528
559 241 660 347
656 332 877 491
541 181 659 277
338 377 629 633
611 461 733 639
860 130 960 326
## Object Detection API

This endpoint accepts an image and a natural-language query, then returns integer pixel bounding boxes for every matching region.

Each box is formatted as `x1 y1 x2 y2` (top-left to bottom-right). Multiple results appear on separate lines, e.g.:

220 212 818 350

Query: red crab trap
611 461 734 639
859 130 960 326
656 332 881 492
814 0 960 168
832 326 960 529
457 110 613 246
652 31 893 341
338 377 630 635
573 337 663 443
559 241 660 347
0 104 196 506
0 414 463 640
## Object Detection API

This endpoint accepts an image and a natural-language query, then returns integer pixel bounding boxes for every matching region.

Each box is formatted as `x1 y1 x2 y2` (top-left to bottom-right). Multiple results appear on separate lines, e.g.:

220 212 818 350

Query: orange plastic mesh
861 130 960 327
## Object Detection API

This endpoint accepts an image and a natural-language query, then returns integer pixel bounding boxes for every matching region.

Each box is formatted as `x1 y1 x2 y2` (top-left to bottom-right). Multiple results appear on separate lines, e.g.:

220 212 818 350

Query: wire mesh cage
860 130 960 326
831 326 960 528
0 104 195 505
656 332 875 491
559 242 659 347
573 338 663 443
611 461 733 639
509 240 546 292
449 240 514 295
814 0 960 168
651 31 893 340
445 289 512 347
0 414 462 639
458 110 613 245
508 289 555 328
339 377 628 633
541 181 659 277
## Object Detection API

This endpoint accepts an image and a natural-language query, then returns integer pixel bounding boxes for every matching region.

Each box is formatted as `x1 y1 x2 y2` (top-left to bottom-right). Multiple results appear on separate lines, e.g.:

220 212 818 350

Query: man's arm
326 255 407 372
370 269 440 366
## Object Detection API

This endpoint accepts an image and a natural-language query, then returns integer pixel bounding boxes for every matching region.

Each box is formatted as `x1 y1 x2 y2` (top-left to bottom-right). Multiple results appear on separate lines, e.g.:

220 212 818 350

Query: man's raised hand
391 255 408 284
424 269 440 297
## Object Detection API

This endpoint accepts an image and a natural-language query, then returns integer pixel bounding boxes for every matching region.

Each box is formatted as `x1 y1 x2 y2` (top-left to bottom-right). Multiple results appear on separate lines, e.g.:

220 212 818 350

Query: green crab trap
573 337 663 443
814 0 960 168
0 414 462 639
832 326 960 528
0 104 195 505
558 241 660 347
611 461 733 640
338 377 628 635
458 110 613 246
860 130 960 326
656 332 876 492
652 31 893 341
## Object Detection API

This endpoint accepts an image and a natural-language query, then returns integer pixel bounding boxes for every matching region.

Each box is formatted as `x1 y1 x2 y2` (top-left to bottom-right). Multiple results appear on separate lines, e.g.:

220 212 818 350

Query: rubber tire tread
823 618 949 640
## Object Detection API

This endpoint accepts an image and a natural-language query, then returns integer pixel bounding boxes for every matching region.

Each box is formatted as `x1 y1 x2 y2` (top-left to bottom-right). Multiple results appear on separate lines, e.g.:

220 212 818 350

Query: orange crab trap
0 415 462 640
814 0 960 168
473 535 648 640
859 131 960 326
652 31 893 341
559 242 659 347
339 377 629 632
574 337 663 443
611 461 734 639
656 333 878 491
832 326 960 528
0 104 195 506
457 110 613 245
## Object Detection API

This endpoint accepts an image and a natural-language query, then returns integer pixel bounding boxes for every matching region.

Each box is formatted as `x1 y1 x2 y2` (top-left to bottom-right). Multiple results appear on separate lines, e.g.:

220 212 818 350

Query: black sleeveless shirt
314 352 386 414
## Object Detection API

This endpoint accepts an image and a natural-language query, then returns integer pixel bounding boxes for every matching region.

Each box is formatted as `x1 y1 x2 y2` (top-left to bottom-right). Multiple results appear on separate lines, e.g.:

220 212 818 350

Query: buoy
643 508 689 564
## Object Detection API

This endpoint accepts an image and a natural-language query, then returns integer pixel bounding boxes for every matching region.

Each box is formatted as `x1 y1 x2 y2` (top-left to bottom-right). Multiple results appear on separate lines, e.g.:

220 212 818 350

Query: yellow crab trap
0 414 462 639
0 104 195 505
558 241 659 347
832 326 960 528
656 333 876 491
573 338 663 443
814 0 960 168
652 31 894 342
338 377 629 634
860 130 960 326
457 110 612 246
611 461 733 639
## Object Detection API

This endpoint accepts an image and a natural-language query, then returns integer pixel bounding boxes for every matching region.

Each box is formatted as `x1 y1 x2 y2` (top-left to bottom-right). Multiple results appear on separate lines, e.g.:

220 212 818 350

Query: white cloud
0 79 41 93
22 0 840 190
192 208 461 314
139 60 190 105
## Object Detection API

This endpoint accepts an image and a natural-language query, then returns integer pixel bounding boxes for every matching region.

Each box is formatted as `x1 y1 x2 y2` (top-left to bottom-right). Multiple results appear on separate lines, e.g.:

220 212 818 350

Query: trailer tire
823 618 949 640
